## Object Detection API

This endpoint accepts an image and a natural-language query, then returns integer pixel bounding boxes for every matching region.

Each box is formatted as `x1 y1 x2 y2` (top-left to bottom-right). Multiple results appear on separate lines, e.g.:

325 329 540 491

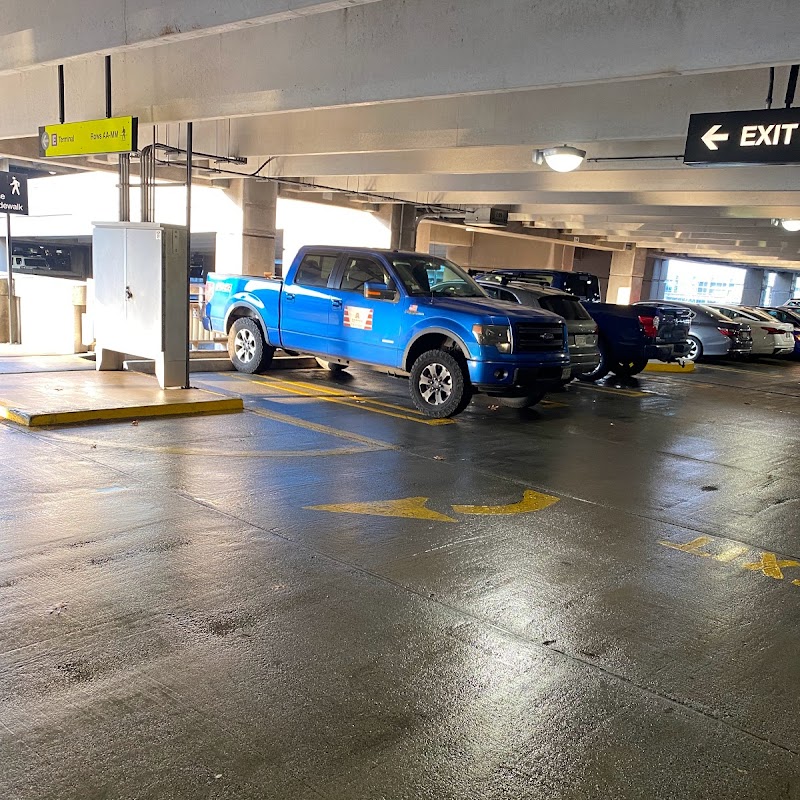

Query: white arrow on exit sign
701 124 730 150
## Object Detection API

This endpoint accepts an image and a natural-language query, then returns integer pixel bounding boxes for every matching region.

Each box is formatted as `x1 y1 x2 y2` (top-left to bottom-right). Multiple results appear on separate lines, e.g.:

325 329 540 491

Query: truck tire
578 339 611 382
409 349 470 418
315 357 347 373
498 391 547 409
612 356 648 377
228 317 275 373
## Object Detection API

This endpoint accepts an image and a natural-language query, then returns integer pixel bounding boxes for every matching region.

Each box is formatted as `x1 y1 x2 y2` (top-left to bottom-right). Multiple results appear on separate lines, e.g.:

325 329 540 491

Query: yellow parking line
242 374 454 426
246 407 396 449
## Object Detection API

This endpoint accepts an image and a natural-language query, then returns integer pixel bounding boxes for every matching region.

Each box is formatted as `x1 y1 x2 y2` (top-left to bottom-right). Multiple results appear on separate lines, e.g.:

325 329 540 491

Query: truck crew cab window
339 257 391 293
294 254 337 288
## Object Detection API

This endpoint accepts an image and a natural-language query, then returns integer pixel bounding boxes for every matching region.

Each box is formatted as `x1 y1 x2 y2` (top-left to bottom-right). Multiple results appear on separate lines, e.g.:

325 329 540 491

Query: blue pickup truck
202 246 571 417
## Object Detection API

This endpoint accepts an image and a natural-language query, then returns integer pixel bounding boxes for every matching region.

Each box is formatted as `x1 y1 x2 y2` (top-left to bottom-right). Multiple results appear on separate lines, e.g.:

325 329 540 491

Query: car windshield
779 309 800 325
538 294 593 320
741 306 778 322
389 256 486 298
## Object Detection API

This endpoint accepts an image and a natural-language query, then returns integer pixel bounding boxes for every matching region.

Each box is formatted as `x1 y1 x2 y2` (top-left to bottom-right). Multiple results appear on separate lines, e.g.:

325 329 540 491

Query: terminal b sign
0 171 28 215
39 116 138 158
684 108 800 165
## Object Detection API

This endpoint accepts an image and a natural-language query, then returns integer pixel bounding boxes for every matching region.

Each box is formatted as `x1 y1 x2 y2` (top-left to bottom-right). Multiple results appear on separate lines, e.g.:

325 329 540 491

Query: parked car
477 280 600 381
785 298 800 307
706 305 794 357
11 255 52 271
474 269 602 302
758 306 800 356
636 301 752 361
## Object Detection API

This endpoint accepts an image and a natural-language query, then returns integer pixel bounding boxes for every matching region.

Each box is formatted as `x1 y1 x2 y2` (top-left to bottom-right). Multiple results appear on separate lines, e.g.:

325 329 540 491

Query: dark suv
477 279 600 381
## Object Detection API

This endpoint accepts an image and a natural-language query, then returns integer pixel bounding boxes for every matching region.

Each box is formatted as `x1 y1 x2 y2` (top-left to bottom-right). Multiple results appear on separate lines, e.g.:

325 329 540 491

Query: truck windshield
389 256 486 298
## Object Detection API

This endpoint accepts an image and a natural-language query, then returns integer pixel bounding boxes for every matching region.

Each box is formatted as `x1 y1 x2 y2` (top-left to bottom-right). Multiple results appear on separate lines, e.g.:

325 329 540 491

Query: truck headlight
472 324 512 353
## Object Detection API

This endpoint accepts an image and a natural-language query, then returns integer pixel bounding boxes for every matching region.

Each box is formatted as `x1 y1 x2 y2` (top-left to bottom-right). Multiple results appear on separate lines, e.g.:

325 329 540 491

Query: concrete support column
771 272 794 306
607 247 647 304
218 179 277 276
390 204 418 251
740 268 764 306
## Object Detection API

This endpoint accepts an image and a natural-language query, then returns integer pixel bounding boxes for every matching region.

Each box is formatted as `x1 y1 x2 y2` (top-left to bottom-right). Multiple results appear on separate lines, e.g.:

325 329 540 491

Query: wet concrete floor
2 357 800 799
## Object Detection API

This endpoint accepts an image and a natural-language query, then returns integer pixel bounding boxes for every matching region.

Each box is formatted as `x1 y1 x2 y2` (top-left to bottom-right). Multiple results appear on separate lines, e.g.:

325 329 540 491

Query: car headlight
472 323 512 353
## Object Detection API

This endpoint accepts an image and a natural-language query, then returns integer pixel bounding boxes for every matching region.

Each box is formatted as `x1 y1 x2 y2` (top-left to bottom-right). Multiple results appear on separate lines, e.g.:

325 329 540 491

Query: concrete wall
418 222 576 272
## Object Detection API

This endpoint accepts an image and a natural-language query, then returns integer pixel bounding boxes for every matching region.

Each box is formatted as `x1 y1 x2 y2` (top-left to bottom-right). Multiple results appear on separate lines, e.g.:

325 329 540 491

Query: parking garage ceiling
2 0 800 268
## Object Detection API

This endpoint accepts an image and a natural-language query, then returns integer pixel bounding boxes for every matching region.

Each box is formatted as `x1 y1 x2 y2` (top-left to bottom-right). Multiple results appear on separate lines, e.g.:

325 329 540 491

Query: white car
707 305 795 356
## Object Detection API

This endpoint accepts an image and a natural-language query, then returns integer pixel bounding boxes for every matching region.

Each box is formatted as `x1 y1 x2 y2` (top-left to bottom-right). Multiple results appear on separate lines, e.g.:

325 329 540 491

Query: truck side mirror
364 282 397 301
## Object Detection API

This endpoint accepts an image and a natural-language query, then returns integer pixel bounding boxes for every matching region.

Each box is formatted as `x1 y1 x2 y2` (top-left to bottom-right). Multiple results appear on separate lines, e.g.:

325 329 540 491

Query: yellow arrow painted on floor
453 489 559 515
306 496 458 522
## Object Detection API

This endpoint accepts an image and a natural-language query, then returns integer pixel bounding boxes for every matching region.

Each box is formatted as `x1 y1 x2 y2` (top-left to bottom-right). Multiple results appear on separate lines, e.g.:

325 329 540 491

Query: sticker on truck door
344 306 374 330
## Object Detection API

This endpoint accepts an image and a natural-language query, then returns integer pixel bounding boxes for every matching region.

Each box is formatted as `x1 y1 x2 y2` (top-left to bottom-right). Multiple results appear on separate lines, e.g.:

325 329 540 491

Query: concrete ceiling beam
282 166 800 194
0 18 791 139
0 0 387 74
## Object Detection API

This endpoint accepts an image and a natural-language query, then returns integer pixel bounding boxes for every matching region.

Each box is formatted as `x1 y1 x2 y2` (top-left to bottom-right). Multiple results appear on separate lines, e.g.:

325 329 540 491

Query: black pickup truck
579 302 692 380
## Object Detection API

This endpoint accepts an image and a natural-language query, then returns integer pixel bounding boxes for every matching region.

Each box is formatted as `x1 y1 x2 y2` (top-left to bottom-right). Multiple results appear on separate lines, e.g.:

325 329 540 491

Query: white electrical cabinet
92 222 188 389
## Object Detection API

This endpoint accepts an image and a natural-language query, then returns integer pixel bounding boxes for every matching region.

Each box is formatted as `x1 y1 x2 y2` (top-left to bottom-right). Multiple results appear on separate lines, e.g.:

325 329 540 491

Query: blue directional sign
0 170 28 215
685 108 800 166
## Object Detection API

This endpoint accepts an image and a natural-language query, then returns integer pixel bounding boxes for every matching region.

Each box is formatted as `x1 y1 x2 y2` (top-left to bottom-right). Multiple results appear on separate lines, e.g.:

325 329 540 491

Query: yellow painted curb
0 397 243 427
643 361 695 374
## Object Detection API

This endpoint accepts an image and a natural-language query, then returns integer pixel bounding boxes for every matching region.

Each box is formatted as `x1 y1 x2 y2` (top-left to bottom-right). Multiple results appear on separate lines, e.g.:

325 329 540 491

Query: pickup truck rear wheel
409 349 470 418
612 356 648 377
228 317 275 373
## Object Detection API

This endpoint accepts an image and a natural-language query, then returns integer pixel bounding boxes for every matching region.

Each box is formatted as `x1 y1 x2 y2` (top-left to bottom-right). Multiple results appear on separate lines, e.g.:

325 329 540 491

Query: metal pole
6 213 16 344
184 122 193 389
58 65 65 124
119 154 130 221
104 55 112 119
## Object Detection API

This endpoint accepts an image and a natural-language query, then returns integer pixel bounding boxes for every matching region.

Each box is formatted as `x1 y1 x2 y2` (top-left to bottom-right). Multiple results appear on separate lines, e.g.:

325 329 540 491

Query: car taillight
638 315 658 338
205 281 215 302
717 327 737 338
762 326 782 335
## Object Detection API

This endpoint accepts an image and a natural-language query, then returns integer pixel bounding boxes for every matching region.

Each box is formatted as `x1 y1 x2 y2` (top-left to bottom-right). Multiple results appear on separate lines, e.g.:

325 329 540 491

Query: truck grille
513 323 565 353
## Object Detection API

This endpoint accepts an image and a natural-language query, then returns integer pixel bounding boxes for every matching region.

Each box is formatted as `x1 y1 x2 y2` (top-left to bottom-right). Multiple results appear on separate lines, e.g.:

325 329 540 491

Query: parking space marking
452 489 560 515
743 552 800 580
659 533 800 591
700 363 781 376
246 406 397 449
307 496 458 522
308 489 561 522
29 406 394 459
239 374 455 426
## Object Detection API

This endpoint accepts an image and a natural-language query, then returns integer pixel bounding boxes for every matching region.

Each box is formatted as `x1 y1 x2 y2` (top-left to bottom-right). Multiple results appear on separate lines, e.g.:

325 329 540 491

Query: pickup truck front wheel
409 349 471 418
228 317 275 373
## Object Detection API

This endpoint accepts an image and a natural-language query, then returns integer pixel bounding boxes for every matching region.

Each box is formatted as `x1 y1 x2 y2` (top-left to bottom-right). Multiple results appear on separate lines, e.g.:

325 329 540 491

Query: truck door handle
331 298 342 308
284 293 295 301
